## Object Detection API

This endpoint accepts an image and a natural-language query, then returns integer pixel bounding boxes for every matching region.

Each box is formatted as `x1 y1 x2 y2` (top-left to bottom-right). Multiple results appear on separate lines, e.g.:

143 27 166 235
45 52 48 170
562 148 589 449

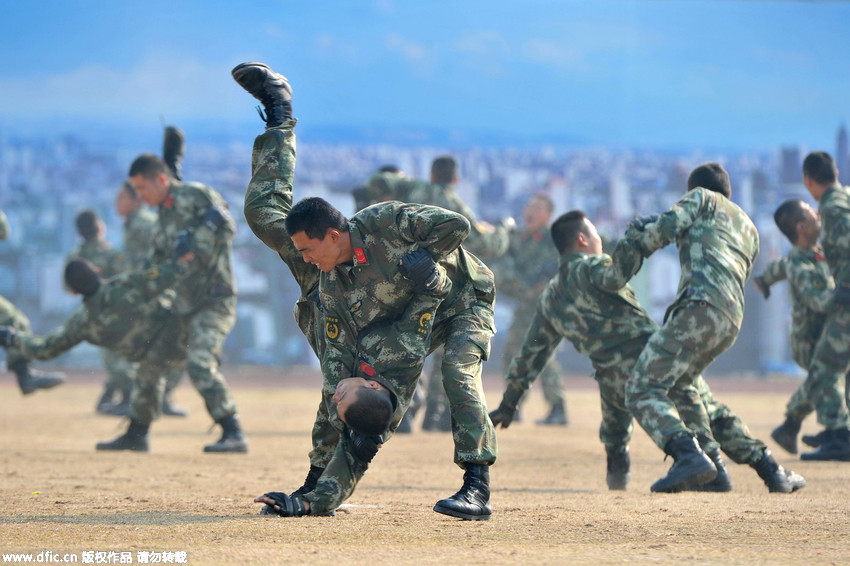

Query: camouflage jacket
491 225 558 304
123 207 158 269
321 201 495 387
13 264 182 362
150 180 237 314
242 121 325 357
627 187 759 328
370 173 509 260
66 239 130 279
818 184 850 286
0 209 8 241
502 244 649 406
761 246 832 365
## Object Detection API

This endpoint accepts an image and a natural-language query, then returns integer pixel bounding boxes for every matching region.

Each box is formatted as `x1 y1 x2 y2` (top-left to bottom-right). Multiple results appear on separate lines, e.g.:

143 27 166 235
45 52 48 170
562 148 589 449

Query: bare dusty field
1 367 847 566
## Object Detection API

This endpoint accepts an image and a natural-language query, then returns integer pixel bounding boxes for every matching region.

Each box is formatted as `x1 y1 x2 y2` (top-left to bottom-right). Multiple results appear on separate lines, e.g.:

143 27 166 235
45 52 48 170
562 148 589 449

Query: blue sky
1 0 849 150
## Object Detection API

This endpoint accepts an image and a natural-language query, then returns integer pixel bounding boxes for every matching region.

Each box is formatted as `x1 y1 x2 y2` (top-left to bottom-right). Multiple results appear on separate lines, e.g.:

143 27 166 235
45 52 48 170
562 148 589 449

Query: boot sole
433 503 491 521
651 466 717 493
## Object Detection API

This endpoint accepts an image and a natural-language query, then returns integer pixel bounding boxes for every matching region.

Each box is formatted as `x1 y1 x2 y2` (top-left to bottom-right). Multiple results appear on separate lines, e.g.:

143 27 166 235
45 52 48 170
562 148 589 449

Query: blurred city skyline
1 1 849 152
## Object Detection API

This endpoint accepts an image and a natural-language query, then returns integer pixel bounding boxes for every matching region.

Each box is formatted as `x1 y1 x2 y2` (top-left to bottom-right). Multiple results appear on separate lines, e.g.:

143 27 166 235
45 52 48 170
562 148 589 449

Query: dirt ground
1 366 848 566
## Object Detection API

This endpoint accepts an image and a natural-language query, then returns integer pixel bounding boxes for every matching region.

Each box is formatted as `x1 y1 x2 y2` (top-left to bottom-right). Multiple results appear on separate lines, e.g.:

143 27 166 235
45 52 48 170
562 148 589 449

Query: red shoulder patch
164 195 173 209
815 252 826 261
354 248 367 264
359 362 376 377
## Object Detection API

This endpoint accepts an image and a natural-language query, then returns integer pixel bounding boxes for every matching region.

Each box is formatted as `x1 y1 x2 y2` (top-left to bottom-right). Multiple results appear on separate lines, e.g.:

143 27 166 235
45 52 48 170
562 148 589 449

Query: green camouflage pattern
492 225 563 405
626 187 759 328
804 184 850 429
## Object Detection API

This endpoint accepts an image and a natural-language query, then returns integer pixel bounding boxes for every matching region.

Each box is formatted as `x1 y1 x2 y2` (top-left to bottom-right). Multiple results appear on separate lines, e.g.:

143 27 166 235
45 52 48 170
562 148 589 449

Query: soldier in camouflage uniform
751 200 849 454
114 127 189 417
491 194 567 425
233 62 496 520
0 259 188 451
66 209 136 415
0 209 65 394
623 163 760 492
128 152 247 453
796 151 850 461
489 210 804 493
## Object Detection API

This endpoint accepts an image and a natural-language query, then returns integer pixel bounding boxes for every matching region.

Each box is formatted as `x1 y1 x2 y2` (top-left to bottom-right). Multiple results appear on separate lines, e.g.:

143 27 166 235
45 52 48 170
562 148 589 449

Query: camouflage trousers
784 336 850 424
100 347 135 391
0 294 31 368
503 302 565 407
303 303 498 514
131 298 237 424
801 305 850 429
626 301 738 451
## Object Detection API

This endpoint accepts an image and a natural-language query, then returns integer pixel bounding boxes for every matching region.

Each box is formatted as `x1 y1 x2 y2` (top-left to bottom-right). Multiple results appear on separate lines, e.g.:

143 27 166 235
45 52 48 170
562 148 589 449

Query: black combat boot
752 449 806 493
800 427 850 461
96 419 150 452
688 449 732 492
422 401 452 432
536 400 569 426
11 359 64 395
162 126 185 181
771 417 802 455
801 429 829 448
606 446 630 491
433 464 491 521
204 414 249 453
650 435 717 493
231 62 293 128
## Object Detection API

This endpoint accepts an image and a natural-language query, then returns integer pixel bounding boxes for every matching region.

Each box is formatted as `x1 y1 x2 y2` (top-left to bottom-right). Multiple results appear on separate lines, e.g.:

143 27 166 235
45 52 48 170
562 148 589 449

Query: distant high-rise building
780 147 802 186
837 123 849 185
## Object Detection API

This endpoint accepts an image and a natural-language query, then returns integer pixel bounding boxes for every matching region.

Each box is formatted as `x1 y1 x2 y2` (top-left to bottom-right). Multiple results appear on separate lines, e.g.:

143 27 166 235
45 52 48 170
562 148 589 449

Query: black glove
753 275 770 299
628 213 660 232
259 492 307 517
834 281 850 306
174 230 192 260
0 326 16 347
398 248 441 295
201 206 227 233
489 400 517 429
349 429 383 463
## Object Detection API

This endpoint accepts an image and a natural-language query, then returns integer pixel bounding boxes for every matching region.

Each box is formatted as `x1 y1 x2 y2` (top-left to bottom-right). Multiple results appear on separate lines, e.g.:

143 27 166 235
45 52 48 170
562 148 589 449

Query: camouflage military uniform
806 185 850 429
759 248 849 422
12 266 187 423
147 179 239 424
624 187 759 451
122 206 185 399
66 238 136 394
502 247 766 464
492 225 563 409
244 122 497 514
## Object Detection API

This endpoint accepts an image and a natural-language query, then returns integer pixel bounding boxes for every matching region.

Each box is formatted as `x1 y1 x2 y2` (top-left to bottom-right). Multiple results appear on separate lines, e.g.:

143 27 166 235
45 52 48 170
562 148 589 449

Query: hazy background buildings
1 0 849 378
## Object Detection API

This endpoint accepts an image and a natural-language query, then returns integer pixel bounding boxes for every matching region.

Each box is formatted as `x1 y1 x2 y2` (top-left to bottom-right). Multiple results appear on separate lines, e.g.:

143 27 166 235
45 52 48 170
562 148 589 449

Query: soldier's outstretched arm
593 239 645 291
395 204 471 260
625 189 703 257
12 310 88 361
